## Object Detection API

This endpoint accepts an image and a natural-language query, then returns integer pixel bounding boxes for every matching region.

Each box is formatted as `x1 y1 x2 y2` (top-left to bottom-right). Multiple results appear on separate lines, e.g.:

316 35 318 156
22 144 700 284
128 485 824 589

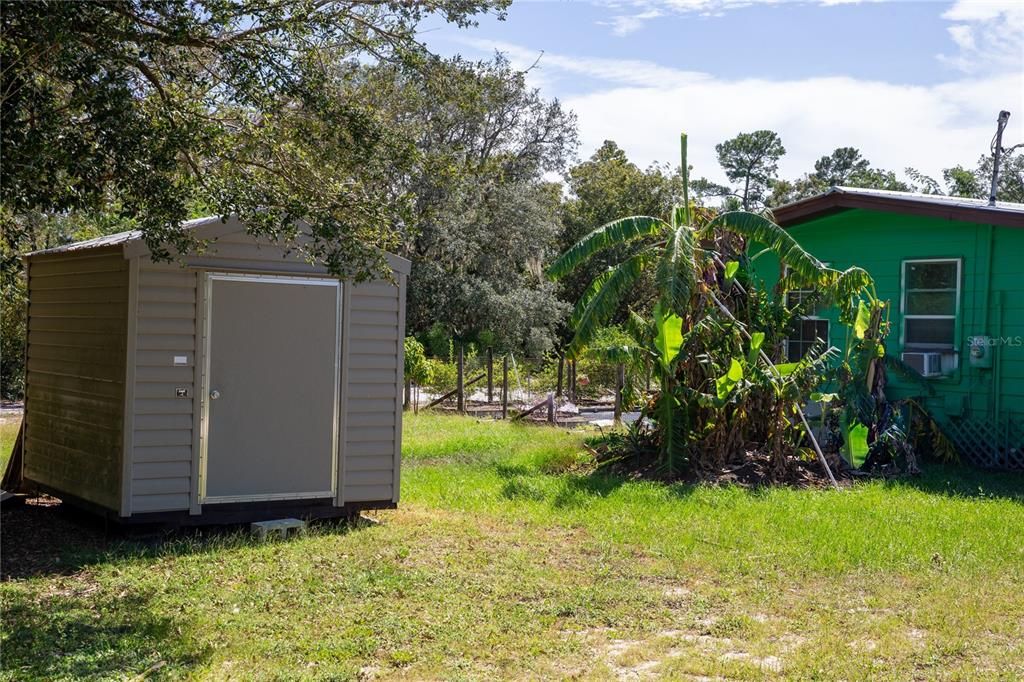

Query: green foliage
547 217 665 280
557 141 685 336
767 146 910 206
566 251 654 356
705 211 828 284
1 1 507 277
391 55 576 356
906 150 1024 203
656 223 698 317
404 337 432 386
551 133 877 475
422 358 459 396
652 304 685 373
693 130 786 209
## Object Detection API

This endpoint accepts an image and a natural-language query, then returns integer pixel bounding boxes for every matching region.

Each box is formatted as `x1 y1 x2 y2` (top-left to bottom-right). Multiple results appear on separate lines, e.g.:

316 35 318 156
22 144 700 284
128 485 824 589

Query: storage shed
18 216 409 523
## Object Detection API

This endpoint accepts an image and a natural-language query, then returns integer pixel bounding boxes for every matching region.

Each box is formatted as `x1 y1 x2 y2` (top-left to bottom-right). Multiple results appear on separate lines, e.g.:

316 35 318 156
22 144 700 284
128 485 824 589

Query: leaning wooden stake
514 393 554 422
425 372 486 410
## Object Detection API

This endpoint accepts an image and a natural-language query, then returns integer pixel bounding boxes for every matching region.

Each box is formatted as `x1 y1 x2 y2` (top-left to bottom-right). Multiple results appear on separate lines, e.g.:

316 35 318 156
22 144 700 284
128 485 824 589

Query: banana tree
548 133 876 477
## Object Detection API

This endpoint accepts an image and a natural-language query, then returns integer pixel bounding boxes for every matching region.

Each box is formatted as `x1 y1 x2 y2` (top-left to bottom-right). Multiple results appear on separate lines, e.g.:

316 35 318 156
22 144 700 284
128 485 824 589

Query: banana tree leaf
547 216 666 280
568 251 654 356
653 301 685 372
774 362 799 376
656 224 697 317
747 331 765 367
724 260 740 282
715 358 744 400
706 211 828 284
853 300 871 339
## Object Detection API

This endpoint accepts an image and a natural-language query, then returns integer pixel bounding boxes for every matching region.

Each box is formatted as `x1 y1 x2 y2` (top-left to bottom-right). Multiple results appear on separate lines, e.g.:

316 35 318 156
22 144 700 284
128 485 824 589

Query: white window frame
781 265 830 362
901 258 961 351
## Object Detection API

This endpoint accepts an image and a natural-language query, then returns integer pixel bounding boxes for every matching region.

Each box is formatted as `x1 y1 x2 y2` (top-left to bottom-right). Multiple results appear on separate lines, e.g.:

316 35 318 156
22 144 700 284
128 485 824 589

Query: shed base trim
24 480 395 527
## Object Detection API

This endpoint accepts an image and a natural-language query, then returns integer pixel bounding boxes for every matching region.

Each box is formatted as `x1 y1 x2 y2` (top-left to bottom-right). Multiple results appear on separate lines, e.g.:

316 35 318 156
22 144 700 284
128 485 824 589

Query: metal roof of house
772 186 1024 228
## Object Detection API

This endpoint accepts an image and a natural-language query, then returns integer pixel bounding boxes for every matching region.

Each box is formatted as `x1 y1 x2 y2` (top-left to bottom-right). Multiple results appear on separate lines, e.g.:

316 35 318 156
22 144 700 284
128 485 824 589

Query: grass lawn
0 417 20 474
2 414 1023 680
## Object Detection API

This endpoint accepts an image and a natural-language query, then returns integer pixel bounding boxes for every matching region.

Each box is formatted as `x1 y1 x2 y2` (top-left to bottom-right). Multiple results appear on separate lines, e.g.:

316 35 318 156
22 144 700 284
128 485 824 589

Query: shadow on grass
1 498 373 581
493 460 700 509
884 463 1024 503
1 588 210 680
495 456 1024 508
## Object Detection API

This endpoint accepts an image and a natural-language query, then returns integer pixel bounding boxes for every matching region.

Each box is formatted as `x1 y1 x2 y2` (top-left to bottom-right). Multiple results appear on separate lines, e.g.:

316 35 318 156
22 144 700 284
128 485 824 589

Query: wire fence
406 348 645 427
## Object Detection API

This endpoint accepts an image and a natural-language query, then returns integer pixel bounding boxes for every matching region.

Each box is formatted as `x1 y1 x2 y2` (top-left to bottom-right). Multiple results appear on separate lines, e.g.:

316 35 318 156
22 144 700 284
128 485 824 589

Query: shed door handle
210 390 221 400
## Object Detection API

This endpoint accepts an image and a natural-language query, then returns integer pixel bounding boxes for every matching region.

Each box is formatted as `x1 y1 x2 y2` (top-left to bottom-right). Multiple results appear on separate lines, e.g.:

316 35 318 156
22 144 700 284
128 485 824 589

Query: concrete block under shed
250 518 307 540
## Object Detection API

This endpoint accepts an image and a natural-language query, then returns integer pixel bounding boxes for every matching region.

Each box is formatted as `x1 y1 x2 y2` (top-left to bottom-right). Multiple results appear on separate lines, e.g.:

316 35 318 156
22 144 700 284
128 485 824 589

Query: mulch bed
590 444 855 489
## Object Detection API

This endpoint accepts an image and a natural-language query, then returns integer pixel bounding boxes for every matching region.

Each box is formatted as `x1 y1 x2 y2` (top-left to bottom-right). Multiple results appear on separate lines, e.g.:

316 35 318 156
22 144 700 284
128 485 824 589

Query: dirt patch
1 495 112 580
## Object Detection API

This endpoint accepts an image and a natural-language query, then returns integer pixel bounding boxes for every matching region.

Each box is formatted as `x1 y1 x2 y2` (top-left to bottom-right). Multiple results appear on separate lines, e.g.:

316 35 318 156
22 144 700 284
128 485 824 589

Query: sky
421 0 1024 187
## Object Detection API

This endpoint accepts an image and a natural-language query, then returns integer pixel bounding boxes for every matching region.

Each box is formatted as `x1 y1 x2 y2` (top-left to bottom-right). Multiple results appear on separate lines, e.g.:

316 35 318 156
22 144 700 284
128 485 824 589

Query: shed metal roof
772 186 1024 228
27 216 224 256
25 215 412 274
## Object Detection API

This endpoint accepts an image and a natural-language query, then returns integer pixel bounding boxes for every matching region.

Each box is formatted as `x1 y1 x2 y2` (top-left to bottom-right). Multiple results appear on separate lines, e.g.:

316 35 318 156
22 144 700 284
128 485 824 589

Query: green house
753 187 1024 467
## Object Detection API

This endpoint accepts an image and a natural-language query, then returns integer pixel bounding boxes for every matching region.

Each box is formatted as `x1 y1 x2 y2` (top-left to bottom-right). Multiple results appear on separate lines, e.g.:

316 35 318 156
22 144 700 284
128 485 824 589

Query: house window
786 318 829 362
902 259 960 349
783 267 829 362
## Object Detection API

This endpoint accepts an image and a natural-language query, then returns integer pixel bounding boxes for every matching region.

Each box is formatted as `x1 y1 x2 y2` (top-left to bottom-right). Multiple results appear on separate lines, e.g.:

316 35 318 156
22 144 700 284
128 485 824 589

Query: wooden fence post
487 347 494 404
568 360 576 403
501 355 509 419
613 363 624 425
547 392 555 424
556 355 564 398
457 345 465 414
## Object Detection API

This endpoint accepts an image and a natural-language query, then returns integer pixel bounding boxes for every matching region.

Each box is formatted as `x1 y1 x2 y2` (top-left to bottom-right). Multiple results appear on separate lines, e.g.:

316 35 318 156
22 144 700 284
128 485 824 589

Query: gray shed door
203 275 340 503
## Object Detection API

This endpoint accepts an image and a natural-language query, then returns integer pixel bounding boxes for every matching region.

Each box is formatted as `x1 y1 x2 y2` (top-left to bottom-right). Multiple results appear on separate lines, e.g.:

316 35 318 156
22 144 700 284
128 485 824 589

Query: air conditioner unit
902 351 943 377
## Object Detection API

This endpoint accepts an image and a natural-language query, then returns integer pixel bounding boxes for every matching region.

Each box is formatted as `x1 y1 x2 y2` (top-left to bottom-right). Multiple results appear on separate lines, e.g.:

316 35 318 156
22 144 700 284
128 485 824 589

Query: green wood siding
24 247 129 510
751 208 1024 462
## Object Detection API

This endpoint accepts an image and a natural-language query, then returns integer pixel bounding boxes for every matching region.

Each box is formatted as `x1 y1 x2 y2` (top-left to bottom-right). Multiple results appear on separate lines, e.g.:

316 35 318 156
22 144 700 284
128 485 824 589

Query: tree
696 130 785 210
812 147 871 186
905 150 1024 203
1 0 506 277
356 55 578 356
768 147 910 205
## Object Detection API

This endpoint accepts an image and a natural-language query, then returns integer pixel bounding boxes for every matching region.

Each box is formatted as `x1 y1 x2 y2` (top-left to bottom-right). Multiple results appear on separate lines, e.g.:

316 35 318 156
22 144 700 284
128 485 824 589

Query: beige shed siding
123 226 404 514
343 281 401 503
23 248 128 511
129 262 198 513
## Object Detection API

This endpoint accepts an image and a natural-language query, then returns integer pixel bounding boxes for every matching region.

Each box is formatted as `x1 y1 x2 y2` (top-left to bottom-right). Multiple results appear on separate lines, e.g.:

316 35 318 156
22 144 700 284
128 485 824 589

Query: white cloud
589 0 882 32
599 9 664 36
938 0 1024 73
453 37 709 88
459 40 1023 186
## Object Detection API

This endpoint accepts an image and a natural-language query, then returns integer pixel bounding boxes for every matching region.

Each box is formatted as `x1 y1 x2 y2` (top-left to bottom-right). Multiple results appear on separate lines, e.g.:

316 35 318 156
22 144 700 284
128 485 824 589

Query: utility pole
990 110 1011 206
